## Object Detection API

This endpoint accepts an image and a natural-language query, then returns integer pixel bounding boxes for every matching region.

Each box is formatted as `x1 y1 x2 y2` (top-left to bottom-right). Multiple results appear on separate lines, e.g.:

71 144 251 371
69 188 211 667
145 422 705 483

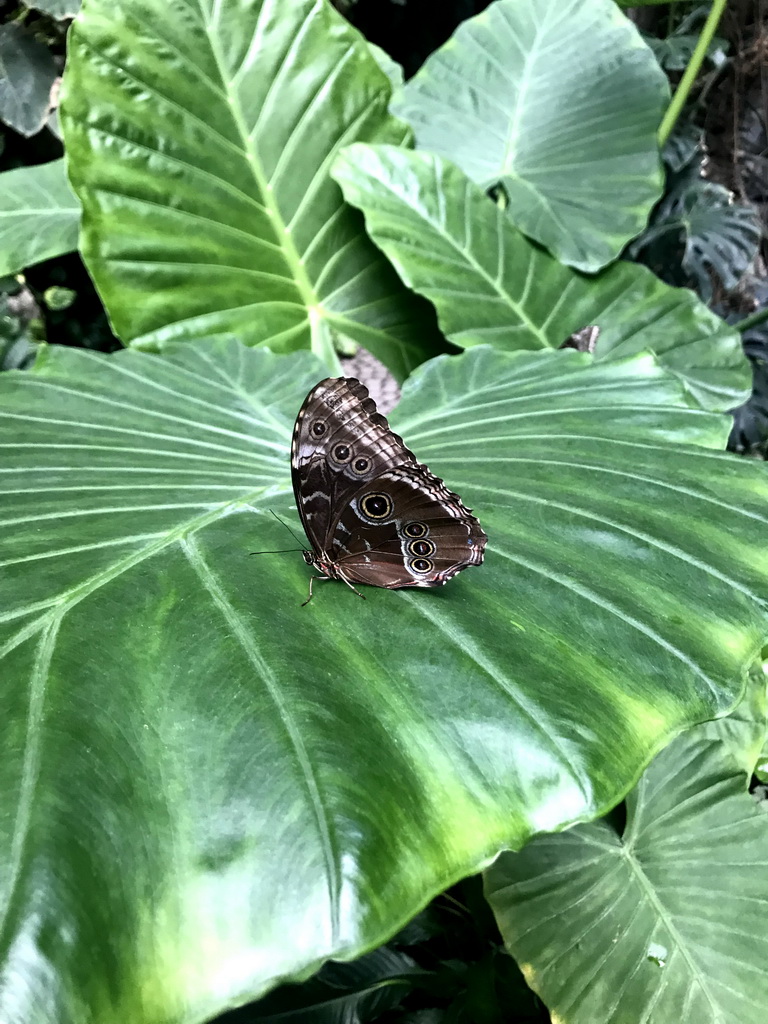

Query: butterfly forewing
291 377 486 592
291 377 415 555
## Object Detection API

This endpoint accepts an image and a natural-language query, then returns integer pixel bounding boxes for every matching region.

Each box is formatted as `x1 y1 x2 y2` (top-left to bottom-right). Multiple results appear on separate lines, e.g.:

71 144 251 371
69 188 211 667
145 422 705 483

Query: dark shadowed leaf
229 947 416 1023
0 23 58 136
631 174 762 302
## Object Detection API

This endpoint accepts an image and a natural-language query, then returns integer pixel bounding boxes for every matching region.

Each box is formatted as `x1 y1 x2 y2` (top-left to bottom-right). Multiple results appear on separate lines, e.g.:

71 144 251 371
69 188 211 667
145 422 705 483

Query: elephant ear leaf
2 336 767 1024
60 0 442 379
485 701 768 1024
332 145 750 412
391 0 668 271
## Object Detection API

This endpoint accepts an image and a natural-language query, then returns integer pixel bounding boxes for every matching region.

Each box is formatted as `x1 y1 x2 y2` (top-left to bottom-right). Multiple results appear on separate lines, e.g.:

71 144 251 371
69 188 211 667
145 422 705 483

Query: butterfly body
291 377 486 600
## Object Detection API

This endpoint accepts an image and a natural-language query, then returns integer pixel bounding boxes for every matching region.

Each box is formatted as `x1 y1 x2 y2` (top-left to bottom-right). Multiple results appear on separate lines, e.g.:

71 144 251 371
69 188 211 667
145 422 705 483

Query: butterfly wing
291 377 416 556
328 464 487 588
291 376 486 588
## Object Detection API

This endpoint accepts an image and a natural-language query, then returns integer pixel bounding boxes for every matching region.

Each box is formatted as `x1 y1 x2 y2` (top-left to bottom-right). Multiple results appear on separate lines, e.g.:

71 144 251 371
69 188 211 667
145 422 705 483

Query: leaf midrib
624 839 726 1022
197 0 322 325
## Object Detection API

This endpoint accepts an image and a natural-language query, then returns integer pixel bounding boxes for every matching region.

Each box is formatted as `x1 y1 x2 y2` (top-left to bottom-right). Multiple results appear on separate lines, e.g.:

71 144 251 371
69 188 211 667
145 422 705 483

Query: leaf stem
657 0 728 147
735 306 768 334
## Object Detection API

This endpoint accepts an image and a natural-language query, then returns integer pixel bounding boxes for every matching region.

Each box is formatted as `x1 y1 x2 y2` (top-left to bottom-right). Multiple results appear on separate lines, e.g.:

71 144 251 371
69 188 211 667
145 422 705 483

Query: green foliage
0 22 58 137
231 947 417 1023
2 336 768 1022
26 0 81 17
0 278 36 369
60 0 443 378
485 680 768 1024
642 6 729 71
392 0 668 272
630 163 762 303
333 144 749 410
0 160 80 275
1 1 767 1022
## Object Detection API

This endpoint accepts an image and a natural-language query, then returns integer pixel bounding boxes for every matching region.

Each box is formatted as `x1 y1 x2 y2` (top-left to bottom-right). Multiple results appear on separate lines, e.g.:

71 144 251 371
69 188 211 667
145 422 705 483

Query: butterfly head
302 549 337 579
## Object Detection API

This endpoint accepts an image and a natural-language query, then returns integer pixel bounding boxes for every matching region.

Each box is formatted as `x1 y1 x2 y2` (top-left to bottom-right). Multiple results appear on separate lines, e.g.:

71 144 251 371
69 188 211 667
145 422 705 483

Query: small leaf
662 121 703 173
0 288 37 370
26 0 81 17
0 23 58 136
643 31 729 71
0 160 81 275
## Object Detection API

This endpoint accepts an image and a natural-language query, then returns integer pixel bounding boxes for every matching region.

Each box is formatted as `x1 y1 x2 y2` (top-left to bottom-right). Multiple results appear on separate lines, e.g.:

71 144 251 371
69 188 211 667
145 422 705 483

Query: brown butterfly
291 377 486 604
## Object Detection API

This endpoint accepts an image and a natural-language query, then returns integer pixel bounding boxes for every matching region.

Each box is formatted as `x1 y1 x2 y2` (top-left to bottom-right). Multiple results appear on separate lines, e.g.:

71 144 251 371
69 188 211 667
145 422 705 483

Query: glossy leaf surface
60 0 440 379
392 0 667 271
27 0 81 16
333 146 748 410
1 339 767 1022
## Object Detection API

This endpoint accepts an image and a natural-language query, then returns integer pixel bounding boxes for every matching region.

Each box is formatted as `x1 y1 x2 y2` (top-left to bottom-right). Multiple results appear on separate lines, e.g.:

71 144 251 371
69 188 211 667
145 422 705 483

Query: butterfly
291 377 486 604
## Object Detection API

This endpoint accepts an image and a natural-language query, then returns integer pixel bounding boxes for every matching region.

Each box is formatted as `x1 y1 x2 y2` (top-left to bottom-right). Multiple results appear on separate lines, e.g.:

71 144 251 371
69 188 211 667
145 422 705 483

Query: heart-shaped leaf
485 697 768 1024
1 338 766 1022
391 0 668 271
60 0 441 379
333 145 748 410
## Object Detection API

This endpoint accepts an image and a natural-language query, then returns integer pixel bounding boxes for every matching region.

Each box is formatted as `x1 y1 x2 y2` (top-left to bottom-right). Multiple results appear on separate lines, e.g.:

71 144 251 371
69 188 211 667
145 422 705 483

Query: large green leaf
1 338 767 1022
391 0 668 271
333 145 748 411
485 700 768 1024
60 0 441 379
0 160 80 275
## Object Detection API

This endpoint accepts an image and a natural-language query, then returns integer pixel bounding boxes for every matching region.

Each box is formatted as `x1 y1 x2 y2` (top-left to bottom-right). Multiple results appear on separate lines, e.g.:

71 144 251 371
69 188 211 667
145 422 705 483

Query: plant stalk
657 0 728 147
735 306 768 334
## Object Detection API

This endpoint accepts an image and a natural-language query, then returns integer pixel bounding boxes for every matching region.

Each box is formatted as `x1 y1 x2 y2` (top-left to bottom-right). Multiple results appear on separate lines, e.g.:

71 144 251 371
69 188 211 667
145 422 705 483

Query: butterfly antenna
249 549 302 556
269 509 306 548
249 511 307 555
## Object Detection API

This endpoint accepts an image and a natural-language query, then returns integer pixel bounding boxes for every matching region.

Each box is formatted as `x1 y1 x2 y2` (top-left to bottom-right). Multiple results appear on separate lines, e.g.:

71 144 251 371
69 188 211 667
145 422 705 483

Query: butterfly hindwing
329 465 486 588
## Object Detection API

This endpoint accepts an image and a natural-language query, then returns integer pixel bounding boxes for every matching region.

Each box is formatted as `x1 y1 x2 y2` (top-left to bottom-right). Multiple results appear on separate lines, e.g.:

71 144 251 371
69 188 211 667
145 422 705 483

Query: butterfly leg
338 573 366 602
301 574 327 607
302 573 366 606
